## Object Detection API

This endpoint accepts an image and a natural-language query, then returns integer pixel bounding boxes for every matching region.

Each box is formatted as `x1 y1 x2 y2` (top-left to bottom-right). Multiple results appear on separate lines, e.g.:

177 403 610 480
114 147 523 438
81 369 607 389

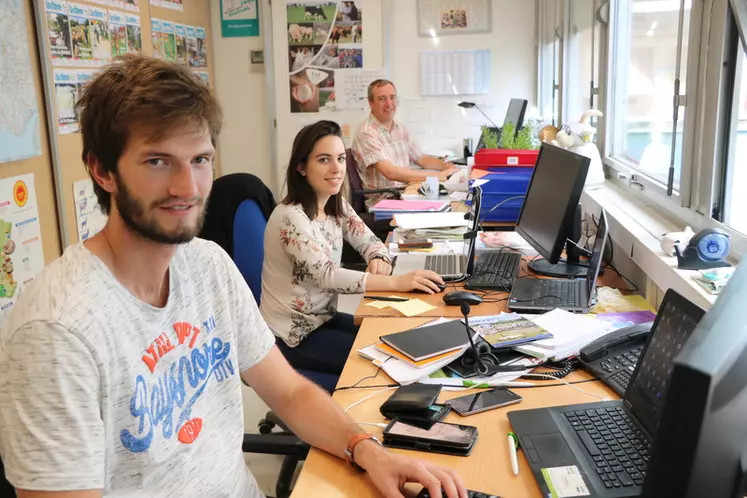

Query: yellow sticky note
364 300 391 309
389 298 437 317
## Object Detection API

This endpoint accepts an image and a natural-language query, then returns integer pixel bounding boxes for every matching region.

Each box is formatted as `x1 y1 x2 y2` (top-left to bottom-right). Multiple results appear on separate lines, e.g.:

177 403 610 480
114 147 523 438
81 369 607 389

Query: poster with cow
286 1 363 113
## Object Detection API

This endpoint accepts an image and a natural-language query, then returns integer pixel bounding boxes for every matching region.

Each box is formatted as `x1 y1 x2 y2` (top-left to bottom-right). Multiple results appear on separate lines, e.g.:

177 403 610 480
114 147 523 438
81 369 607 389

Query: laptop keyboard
564 407 651 489
424 254 460 275
466 252 521 290
533 279 584 307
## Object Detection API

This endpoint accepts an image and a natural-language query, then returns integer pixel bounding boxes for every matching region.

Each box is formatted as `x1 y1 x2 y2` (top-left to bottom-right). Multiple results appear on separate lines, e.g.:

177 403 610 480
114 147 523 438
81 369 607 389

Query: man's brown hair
367 78 396 102
76 54 223 215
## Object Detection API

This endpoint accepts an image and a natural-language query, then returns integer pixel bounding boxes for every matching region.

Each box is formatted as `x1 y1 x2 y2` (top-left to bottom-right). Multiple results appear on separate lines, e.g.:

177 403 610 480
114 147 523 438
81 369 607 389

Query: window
609 0 691 190
565 0 601 121
537 0 562 126
723 50 747 234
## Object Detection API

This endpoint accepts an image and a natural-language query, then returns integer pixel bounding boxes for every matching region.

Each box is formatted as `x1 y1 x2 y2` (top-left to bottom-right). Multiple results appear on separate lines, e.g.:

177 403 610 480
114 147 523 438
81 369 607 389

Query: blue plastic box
473 167 533 222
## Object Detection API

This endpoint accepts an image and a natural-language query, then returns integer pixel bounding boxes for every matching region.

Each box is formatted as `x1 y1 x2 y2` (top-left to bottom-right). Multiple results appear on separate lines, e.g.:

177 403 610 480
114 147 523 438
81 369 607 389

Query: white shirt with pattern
260 201 388 347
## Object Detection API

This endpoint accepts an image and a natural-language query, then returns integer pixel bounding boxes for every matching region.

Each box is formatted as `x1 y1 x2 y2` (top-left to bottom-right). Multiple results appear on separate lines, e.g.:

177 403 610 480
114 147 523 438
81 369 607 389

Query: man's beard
114 175 207 245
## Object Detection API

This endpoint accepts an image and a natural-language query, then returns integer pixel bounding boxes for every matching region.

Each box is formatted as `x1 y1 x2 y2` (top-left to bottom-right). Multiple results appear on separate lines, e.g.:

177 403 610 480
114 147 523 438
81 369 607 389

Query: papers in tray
393 212 470 230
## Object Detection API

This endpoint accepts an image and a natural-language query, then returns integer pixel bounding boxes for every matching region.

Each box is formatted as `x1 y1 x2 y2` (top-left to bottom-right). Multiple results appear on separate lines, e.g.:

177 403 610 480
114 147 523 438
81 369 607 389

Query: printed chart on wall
286 1 368 113
0 0 42 163
73 179 107 242
0 174 46 325
44 0 147 133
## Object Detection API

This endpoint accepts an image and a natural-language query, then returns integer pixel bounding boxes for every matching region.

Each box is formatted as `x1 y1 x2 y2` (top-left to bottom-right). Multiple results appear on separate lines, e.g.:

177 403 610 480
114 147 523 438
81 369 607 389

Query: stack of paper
369 199 451 221
394 212 470 230
514 309 615 360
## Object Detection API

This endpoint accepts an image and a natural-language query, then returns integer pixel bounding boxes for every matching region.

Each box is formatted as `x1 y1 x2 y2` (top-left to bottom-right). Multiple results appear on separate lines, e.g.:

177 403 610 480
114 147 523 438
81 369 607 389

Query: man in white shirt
352 79 459 208
0 55 467 498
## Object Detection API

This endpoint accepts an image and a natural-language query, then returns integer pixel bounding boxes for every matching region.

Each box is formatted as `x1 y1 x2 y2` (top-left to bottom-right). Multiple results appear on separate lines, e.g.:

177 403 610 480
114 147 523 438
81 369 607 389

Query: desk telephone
578 321 654 396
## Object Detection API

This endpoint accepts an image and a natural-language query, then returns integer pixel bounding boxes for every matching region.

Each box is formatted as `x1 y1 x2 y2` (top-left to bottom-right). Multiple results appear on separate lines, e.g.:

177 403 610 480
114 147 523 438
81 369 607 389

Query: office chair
202 174 338 498
342 149 403 266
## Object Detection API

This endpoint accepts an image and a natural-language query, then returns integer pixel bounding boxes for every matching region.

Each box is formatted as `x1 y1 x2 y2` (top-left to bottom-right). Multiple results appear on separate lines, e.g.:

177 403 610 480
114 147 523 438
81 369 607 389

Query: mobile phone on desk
445 388 523 416
382 419 478 456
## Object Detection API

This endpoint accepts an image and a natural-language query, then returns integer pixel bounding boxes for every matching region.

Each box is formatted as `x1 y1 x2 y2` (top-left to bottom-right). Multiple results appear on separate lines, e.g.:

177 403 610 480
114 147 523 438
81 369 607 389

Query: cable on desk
521 373 611 401
335 383 399 392
341 363 385 390
344 387 398 413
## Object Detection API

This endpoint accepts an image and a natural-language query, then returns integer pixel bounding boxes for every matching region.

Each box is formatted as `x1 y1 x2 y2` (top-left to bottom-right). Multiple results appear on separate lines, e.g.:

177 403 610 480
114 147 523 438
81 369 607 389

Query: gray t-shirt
0 239 275 496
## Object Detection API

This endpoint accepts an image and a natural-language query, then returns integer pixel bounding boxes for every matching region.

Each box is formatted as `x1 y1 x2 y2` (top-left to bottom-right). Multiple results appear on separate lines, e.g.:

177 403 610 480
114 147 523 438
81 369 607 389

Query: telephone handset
580 322 654 362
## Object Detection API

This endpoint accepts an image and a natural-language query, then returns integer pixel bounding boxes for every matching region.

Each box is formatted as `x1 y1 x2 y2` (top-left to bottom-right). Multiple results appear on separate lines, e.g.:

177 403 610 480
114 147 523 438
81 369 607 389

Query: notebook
380 319 468 362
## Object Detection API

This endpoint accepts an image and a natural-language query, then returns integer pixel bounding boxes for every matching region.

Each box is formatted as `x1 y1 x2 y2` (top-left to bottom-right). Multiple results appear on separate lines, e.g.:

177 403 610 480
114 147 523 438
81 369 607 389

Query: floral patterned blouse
260 201 388 347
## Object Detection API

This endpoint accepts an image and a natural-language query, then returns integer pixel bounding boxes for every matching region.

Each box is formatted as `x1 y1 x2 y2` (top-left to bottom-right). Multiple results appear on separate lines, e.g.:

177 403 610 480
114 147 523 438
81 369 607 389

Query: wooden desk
291 318 620 497
355 258 630 325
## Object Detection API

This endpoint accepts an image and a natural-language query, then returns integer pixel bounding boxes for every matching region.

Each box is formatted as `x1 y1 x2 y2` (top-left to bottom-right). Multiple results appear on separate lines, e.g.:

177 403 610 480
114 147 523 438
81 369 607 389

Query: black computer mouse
442 291 483 306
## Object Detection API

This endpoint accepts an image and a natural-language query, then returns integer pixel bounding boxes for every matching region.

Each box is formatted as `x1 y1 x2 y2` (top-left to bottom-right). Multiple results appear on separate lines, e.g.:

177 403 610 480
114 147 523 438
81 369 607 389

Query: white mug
422 176 440 199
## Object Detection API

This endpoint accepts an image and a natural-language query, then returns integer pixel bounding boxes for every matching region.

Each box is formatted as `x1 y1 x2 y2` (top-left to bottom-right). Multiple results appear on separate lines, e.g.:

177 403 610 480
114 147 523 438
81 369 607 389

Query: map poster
73 179 107 242
0 0 42 163
162 20 176 61
125 13 142 54
109 10 128 58
46 0 73 65
68 2 92 65
175 24 187 64
0 174 46 326
89 6 111 66
53 69 78 134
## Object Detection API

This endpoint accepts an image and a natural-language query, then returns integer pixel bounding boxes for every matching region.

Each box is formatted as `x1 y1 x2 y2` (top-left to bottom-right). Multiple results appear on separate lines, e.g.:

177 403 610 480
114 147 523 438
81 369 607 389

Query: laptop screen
585 211 608 305
624 290 705 436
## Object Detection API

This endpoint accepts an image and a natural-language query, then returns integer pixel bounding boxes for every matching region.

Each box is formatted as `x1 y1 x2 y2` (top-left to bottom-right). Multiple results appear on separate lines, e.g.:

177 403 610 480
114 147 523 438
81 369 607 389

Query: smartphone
383 419 477 448
445 388 523 416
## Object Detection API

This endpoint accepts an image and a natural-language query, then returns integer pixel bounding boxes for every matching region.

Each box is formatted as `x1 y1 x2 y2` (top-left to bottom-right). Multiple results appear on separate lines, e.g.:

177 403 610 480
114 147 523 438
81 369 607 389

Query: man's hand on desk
355 439 468 498
438 166 459 181
367 258 393 276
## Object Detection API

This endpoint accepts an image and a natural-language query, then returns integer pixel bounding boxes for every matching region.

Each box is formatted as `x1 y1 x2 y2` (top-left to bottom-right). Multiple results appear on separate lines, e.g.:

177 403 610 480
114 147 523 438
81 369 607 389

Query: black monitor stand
529 204 590 278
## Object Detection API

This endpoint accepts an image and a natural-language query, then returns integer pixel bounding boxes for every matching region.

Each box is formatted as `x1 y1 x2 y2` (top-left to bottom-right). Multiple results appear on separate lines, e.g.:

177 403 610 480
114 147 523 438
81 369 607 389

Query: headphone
458 339 502 374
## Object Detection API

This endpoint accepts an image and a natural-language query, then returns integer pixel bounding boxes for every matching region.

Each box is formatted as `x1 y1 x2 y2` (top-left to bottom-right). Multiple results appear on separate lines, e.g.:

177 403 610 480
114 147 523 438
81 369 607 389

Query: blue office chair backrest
232 199 266 305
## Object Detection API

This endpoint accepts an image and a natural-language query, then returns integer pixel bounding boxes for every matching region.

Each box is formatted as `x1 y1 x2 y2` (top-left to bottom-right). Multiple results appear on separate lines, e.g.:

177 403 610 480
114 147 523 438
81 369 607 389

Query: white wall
386 0 537 154
209 0 273 187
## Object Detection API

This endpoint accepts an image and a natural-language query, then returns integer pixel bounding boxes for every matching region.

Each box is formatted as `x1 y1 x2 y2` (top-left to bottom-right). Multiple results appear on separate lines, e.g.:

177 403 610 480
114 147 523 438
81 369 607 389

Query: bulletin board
35 0 218 247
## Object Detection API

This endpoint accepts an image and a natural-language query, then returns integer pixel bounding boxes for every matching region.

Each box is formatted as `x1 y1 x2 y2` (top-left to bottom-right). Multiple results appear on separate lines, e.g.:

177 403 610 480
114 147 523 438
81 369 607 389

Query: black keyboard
532 279 584 307
465 251 521 290
563 407 651 489
417 489 500 498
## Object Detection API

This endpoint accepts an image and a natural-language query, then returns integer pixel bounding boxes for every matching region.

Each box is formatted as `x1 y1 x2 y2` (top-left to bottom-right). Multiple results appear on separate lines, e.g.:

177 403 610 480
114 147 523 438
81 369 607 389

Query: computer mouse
442 291 483 306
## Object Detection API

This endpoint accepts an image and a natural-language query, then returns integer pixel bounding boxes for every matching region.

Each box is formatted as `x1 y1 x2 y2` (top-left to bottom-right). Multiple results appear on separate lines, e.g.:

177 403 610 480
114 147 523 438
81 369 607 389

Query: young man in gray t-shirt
0 56 467 498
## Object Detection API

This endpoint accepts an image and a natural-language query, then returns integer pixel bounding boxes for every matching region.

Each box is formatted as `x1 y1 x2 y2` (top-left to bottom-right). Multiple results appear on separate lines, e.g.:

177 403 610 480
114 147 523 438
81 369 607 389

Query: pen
462 380 535 388
363 296 410 302
508 432 519 476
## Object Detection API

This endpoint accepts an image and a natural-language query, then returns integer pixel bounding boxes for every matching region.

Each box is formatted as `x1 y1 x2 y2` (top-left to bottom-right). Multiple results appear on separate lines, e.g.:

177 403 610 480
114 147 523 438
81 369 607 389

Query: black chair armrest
354 187 404 200
242 434 310 457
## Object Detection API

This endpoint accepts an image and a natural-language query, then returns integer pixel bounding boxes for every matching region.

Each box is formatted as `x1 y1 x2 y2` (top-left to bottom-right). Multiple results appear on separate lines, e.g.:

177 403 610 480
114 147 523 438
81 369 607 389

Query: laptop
391 186 481 281
507 210 609 313
507 289 705 497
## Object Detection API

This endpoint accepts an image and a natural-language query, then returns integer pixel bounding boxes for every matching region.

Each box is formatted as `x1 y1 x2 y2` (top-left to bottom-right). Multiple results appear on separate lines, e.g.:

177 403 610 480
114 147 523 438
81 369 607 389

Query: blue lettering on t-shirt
120 337 235 453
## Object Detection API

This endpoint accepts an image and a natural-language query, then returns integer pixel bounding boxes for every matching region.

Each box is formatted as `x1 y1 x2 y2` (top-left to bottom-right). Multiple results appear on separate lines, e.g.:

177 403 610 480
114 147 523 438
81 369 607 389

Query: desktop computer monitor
642 262 747 498
515 143 590 278
503 98 528 135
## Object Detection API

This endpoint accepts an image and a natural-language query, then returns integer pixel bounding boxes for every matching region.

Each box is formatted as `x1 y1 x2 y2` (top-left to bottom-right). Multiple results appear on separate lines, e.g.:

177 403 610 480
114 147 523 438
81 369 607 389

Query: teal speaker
674 228 731 270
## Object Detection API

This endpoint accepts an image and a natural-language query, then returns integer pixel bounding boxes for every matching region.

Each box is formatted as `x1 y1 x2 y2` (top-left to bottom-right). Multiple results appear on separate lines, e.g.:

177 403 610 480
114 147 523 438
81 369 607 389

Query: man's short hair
76 54 223 215
367 78 396 102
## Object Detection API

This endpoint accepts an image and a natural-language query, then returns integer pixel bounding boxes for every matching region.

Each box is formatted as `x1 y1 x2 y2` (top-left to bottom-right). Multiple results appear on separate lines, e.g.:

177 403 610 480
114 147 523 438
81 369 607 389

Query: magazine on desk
465 313 552 348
